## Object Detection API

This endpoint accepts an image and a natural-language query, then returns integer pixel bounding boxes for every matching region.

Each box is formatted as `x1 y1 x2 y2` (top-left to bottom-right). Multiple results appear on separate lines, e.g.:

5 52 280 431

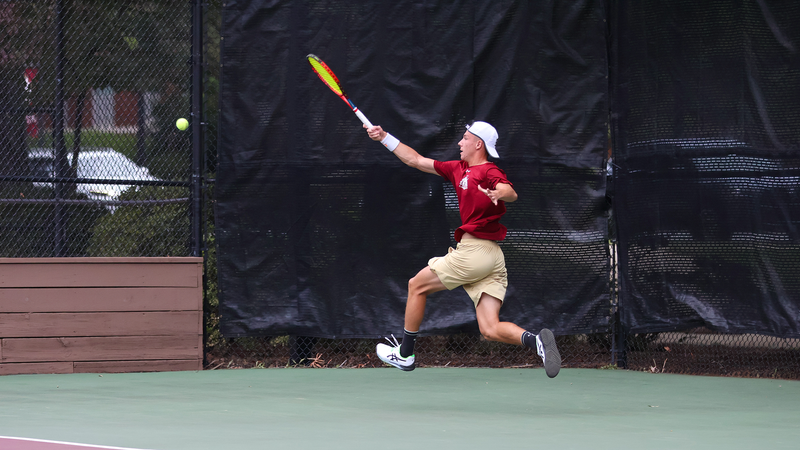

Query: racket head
307 54 346 97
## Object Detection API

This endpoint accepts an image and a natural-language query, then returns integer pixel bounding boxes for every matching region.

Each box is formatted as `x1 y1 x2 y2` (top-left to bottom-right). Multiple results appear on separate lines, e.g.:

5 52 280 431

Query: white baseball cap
465 121 499 158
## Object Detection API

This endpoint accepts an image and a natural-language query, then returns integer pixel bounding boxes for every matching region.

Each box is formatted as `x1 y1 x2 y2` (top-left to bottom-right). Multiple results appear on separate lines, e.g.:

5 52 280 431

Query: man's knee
408 268 444 295
408 274 430 297
478 322 500 342
408 275 421 293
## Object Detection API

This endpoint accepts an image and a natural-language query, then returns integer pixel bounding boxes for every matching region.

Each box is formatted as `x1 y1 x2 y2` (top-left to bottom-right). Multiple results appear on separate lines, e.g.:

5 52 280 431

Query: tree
10 0 191 177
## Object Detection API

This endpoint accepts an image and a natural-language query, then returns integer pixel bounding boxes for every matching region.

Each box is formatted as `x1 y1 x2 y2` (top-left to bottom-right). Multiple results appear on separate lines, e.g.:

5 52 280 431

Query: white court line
0 436 155 450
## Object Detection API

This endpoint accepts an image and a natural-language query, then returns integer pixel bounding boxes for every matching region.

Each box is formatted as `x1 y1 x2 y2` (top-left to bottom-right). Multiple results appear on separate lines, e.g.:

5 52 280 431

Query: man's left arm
478 183 518 205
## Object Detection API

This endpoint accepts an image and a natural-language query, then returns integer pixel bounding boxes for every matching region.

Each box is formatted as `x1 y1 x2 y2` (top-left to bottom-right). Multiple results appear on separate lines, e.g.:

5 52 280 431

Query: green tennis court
1 368 797 450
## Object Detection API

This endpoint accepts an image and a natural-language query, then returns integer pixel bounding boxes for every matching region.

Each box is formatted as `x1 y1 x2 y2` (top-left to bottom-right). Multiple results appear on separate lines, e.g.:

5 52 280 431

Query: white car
28 147 159 206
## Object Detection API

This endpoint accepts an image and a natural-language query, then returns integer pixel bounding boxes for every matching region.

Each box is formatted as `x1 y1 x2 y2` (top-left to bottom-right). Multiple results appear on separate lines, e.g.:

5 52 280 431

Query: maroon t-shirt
434 160 513 242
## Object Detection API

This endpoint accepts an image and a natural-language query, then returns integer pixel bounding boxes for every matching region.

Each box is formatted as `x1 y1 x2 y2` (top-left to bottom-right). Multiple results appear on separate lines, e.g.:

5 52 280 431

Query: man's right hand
363 124 438 175
365 124 386 142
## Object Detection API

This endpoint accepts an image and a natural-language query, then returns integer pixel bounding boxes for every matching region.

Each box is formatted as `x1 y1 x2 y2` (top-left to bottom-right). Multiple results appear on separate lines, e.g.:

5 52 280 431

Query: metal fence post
53 0 67 257
190 0 204 258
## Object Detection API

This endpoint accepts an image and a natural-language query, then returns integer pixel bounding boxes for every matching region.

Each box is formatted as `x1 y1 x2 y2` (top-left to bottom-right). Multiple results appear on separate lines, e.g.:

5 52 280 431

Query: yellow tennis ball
176 118 189 131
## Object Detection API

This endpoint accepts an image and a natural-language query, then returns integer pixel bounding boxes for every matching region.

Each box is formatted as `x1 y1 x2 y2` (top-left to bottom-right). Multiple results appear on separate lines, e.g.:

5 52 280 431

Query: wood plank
74 359 202 373
1 335 201 362
0 311 201 338
0 361 74 375
0 257 204 264
0 287 201 312
0 262 201 288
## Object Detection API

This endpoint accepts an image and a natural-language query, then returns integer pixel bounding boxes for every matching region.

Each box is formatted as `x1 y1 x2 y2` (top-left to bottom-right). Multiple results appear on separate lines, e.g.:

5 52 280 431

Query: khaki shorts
427 236 508 307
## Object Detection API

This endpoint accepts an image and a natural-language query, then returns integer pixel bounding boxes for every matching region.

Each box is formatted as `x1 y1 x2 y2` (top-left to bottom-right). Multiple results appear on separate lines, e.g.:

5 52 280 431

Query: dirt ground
205 332 800 380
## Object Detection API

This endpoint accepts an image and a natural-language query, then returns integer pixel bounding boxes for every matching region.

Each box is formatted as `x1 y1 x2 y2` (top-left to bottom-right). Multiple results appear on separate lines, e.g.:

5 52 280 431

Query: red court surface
0 437 151 450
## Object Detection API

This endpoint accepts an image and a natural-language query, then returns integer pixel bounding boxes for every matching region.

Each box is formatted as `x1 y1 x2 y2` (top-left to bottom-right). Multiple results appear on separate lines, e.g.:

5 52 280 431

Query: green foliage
204 205 222 348
87 185 189 257
0 183 107 257
270 336 290 347
31 130 138 161
8 0 193 185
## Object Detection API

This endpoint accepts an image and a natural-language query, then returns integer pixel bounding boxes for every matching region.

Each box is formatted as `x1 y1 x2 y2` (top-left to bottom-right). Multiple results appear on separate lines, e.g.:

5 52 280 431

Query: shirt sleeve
434 160 459 184
486 166 512 189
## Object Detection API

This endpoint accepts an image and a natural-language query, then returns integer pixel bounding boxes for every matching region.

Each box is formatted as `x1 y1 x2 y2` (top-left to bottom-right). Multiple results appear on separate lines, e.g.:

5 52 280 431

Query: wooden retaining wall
0 257 204 375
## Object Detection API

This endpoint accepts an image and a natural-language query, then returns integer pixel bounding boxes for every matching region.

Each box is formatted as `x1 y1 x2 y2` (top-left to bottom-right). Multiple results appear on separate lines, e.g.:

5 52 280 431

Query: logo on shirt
459 174 469 190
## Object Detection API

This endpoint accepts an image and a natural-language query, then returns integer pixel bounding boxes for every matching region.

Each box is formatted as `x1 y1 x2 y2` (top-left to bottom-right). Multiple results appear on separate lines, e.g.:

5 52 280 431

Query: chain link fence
205 241 799 379
1 0 797 379
205 334 615 371
1 0 193 258
623 328 800 379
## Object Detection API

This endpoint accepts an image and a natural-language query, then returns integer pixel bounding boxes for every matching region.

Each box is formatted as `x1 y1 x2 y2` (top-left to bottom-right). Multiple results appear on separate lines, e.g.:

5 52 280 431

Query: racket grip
354 109 373 128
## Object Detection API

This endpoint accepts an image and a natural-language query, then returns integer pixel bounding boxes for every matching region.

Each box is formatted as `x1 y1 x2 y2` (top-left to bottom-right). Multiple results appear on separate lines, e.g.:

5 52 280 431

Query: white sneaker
536 328 561 378
376 335 415 371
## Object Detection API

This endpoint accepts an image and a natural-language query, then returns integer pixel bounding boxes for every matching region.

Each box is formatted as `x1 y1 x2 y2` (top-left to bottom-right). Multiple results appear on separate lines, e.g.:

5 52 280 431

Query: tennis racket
307 54 373 127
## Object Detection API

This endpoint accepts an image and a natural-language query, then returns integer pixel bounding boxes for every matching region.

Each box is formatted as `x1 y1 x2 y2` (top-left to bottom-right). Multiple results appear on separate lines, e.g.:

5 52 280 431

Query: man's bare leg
475 292 561 378
404 266 447 332
376 266 446 370
474 293 526 344
397 266 447 358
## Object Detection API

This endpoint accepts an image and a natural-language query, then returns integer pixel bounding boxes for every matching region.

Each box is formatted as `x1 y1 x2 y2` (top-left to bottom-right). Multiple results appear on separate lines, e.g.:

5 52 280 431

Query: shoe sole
378 356 415 371
396 363 415 372
539 328 561 378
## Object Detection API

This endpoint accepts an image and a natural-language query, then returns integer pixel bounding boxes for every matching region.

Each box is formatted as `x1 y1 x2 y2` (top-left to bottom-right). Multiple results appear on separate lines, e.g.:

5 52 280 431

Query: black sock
521 330 537 349
399 329 418 358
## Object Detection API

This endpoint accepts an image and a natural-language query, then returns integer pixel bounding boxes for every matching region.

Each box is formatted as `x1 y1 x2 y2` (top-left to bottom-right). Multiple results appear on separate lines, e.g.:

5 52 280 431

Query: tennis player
365 121 561 378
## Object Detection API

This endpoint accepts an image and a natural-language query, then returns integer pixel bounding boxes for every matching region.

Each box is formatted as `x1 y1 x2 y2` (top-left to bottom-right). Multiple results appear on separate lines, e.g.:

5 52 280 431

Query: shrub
87 185 189 257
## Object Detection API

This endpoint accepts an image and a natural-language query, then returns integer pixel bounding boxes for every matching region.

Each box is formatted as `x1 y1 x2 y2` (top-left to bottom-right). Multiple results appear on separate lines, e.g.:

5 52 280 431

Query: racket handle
354 109 373 128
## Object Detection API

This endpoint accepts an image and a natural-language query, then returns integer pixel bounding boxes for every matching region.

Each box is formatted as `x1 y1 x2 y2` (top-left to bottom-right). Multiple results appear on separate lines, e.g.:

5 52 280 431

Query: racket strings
308 55 344 96
307 54 367 120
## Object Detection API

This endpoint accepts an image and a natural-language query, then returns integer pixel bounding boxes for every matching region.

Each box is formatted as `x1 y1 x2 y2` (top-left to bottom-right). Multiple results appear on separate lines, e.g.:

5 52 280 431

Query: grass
30 130 138 160
28 129 188 181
